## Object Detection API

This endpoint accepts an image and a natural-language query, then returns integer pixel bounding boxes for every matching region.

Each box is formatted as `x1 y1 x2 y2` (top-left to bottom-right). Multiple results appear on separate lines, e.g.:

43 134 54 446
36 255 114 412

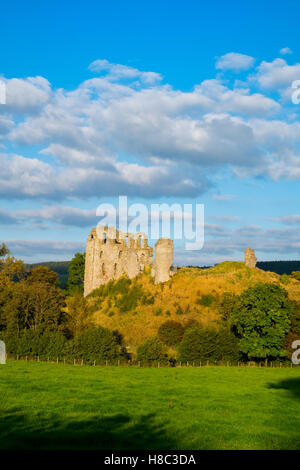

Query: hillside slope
88 262 300 351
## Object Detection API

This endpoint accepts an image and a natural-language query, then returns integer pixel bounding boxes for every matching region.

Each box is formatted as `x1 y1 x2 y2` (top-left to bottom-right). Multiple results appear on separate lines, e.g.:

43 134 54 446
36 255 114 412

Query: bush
158 320 184 346
1 330 67 360
196 294 215 307
68 326 123 364
178 326 240 363
137 337 169 365
184 319 200 331
175 305 183 315
291 271 300 281
280 274 290 285
154 307 162 316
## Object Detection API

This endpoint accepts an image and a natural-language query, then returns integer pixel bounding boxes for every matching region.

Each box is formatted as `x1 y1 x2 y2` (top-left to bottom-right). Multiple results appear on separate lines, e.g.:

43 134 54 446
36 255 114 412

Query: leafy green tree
137 337 169 364
0 255 25 280
65 290 94 337
27 266 59 286
230 282 292 360
2 280 65 334
68 326 122 364
0 243 10 257
218 292 239 321
1 330 67 359
290 300 300 335
158 320 184 346
67 252 85 294
178 326 240 363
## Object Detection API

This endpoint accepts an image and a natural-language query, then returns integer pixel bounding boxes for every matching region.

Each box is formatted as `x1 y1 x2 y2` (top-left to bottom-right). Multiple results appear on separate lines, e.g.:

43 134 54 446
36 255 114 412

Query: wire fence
6 355 298 369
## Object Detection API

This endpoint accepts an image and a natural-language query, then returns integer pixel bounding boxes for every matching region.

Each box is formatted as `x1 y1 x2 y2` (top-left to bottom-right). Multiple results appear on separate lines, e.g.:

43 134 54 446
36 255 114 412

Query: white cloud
0 57 300 202
254 58 300 90
280 47 293 55
3 76 51 114
215 52 255 72
212 194 237 201
0 152 210 200
88 59 162 84
4 239 84 261
272 215 300 225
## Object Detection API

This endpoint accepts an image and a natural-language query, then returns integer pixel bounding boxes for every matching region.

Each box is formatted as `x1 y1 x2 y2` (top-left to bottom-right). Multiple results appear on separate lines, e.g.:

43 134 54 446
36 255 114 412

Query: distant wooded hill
256 261 300 275
25 260 300 289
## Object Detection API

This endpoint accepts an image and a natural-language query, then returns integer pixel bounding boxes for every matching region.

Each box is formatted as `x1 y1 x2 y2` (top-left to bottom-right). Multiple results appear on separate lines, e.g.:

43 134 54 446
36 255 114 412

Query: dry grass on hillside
88 262 300 351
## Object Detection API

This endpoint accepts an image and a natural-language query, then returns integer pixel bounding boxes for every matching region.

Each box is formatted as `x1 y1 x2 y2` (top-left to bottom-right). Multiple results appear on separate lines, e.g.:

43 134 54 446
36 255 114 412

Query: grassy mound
85 262 300 351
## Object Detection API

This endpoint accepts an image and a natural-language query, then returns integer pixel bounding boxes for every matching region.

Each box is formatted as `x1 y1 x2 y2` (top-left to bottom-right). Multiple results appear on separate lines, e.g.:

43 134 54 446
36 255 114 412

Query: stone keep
152 238 174 284
84 226 153 296
84 226 174 296
0 340 6 365
244 248 257 268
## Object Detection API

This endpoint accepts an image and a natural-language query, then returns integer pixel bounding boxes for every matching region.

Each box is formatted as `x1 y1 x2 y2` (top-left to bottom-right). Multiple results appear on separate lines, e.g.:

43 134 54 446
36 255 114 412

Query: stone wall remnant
244 248 257 268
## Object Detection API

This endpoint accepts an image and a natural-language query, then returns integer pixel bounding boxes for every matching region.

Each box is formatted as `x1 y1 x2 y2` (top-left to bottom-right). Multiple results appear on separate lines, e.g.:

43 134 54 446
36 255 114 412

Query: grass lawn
0 360 299 450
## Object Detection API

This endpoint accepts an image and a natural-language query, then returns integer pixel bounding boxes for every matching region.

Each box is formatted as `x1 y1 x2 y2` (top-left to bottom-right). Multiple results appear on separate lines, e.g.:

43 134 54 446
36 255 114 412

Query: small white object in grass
0 340 6 364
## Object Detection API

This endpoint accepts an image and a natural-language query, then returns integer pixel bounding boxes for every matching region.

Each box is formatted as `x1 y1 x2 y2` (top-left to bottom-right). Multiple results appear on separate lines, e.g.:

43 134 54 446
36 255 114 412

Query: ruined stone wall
152 238 174 284
244 248 257 268
84 226 154 296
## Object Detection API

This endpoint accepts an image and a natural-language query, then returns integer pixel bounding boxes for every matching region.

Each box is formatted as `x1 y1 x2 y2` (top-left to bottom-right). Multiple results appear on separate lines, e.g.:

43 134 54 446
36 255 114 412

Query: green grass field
0 361 299 450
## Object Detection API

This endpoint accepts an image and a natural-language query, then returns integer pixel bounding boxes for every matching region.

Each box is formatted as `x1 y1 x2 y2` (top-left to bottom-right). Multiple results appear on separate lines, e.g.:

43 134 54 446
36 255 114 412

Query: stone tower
244 248 257 268
152 238 174 284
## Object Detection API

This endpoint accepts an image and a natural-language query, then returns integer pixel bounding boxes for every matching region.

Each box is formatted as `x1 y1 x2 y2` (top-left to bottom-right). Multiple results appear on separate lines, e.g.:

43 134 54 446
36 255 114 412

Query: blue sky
1 0 300 264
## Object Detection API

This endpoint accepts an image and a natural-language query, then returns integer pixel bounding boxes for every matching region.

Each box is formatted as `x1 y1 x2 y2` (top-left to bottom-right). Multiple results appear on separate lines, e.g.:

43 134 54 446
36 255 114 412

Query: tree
158 320 184 346
290 300 300 335
27 266 59 286
178 325 240 363
137 337 169 364
0 255 25 280
0 243 10 257
230 283 292 360
67 252 85 294
218 292 239 321
65 290 94 337
2 280 65 334
68 326 122 364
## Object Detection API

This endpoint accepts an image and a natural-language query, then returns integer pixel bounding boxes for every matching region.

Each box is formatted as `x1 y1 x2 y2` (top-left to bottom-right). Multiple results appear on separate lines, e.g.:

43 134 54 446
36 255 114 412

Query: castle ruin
84 226 174 296
244 248 257 268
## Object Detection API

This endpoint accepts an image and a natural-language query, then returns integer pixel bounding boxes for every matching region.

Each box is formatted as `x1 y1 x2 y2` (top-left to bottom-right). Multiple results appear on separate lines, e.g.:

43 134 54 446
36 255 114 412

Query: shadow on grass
268 377 300 401
0 410 179 450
